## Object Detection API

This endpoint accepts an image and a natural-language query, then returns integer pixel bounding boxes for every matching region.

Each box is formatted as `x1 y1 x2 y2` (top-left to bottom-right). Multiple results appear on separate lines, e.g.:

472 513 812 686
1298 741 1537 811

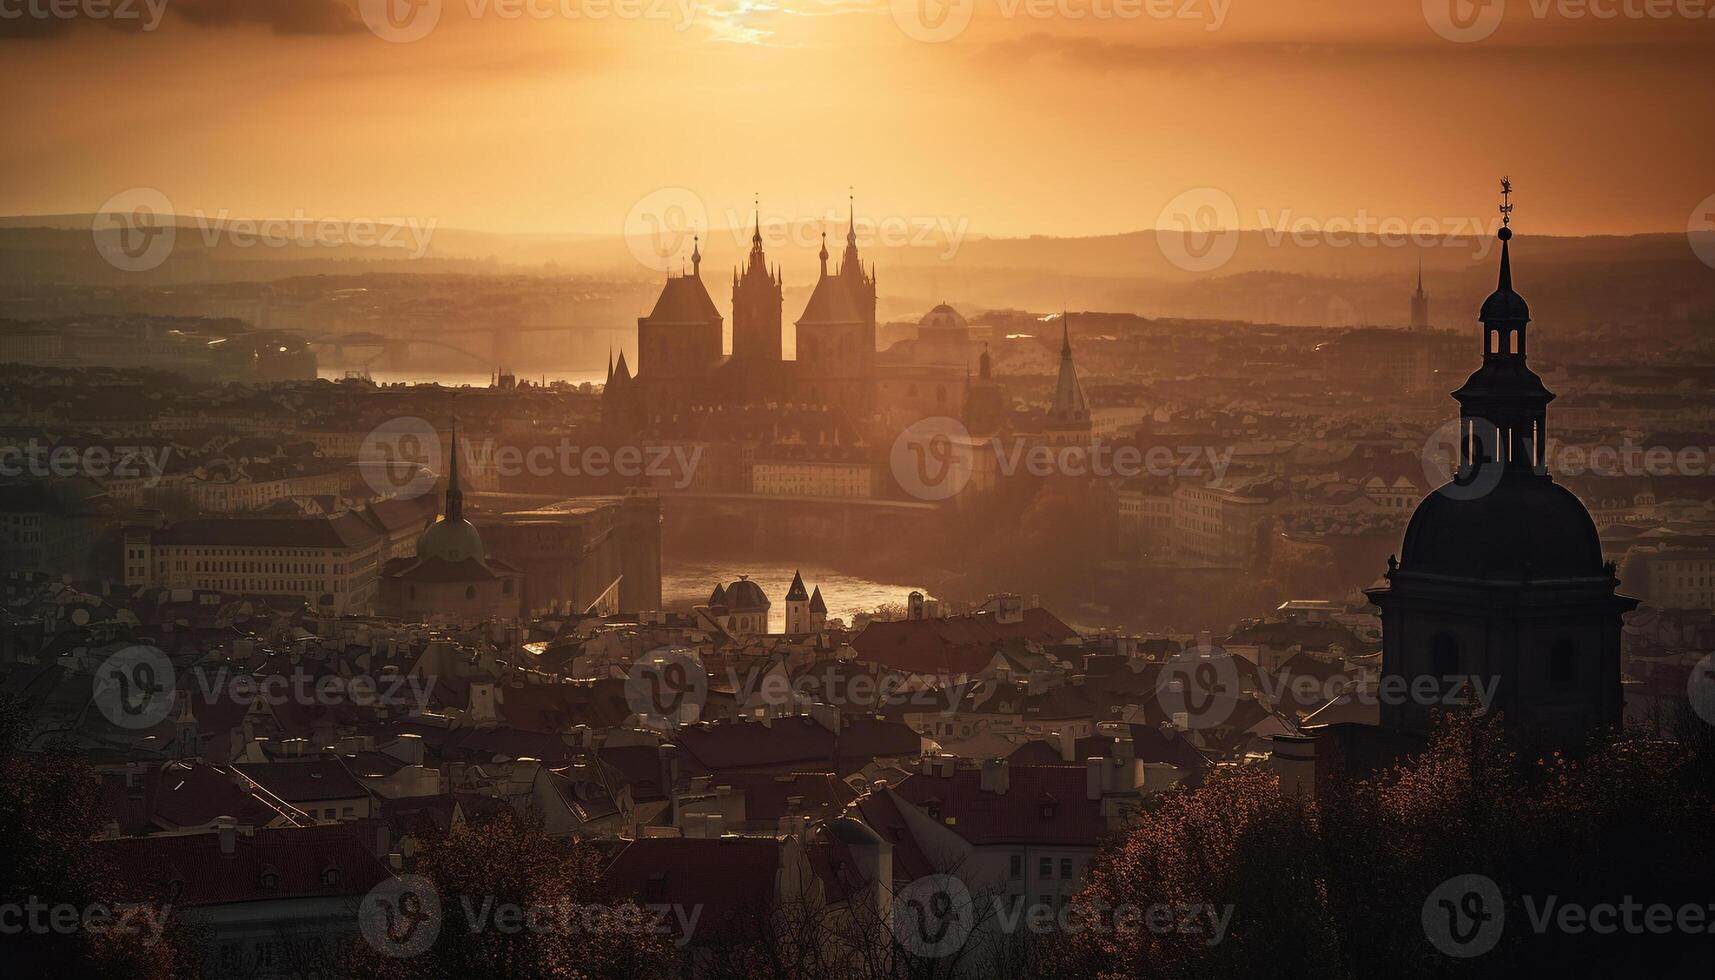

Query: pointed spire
841 189 861 276
818 227 829 276
786 569 808 601
1052 312 1089 425
752 194 762 246
1497 228 1512 292
606 346 613 385
445 415 464 523
691 232 702 277
1479 177 1529 328
809 585 826 614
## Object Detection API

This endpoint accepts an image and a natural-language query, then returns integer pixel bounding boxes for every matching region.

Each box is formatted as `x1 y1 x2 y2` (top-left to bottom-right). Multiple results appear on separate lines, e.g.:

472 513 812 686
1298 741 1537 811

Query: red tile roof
851 608 1078 675
705 771 854 823
600 836 780 925
100 822 392 907
887 764 1114 848
155 513 380 550
673 717 837 772
234 758 373 804
96 761 310 834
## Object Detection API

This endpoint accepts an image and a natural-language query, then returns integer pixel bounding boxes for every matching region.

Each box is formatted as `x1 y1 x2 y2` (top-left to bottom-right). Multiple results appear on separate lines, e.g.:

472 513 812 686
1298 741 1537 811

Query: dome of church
1480 227 1531 324
1400 474 1603 579
918 304 968 333
1480 285 1530 324
416 517 485 564
723 576 769 612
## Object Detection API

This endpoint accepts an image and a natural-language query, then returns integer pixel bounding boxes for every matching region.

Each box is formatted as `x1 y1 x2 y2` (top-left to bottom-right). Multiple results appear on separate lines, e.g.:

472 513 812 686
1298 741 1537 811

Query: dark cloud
0 3 159 42
175 0 363 36
977 33 1715 76
0 0 362 42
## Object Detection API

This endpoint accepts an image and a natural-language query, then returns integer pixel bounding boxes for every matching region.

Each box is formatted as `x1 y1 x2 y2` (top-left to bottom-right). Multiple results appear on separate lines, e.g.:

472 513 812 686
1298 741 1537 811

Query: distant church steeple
444 416 464 523
1044 313 1092 444
733 195 784 366
1052 315 1089 424
1410 257 1431 329
841 190 861 277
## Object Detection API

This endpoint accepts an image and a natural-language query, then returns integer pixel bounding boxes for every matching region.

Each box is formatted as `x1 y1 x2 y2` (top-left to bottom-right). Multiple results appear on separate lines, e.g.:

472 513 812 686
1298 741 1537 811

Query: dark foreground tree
1055 711 1715 980
348 810 673 980
0 697 199 979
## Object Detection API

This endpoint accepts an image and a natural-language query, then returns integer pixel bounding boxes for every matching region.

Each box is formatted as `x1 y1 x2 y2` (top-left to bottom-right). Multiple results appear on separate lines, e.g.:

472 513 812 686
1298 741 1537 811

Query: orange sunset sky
2 0 1712 239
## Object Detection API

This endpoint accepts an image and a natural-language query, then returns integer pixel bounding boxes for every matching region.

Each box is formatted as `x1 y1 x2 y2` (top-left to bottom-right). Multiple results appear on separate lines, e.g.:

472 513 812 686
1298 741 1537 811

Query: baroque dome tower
1368 183 1636 746
416 418 485 563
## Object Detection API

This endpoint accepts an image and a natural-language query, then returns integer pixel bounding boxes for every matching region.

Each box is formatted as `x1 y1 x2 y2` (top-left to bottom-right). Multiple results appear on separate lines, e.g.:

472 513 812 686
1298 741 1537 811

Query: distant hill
4 213 1712 329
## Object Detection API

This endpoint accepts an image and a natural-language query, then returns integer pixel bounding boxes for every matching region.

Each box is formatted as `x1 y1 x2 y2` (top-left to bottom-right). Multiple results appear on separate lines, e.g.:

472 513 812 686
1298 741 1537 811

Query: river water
320 370 935 630
317 368 608 387
661 559 933 634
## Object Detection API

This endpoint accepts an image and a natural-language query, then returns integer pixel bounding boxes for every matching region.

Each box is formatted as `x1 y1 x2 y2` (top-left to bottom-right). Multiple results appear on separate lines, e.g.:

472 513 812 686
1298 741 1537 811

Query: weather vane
1499 176 1514 228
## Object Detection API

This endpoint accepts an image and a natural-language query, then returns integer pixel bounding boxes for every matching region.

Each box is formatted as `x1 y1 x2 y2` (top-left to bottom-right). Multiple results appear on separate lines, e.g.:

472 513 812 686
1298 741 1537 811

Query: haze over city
2 3 1714 979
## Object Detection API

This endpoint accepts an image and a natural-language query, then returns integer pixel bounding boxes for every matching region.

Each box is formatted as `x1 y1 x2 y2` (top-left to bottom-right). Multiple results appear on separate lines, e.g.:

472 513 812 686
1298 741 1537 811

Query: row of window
1010 854 1081 881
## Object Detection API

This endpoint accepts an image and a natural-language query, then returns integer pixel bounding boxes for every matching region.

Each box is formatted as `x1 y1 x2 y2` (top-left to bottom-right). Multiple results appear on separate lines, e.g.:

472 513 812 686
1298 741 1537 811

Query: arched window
1430 632 1460 677
1550 640 1576 685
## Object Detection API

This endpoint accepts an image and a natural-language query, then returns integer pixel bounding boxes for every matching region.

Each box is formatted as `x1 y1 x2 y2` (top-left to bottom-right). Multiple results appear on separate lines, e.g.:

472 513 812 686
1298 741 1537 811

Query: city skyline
4 5 1715 978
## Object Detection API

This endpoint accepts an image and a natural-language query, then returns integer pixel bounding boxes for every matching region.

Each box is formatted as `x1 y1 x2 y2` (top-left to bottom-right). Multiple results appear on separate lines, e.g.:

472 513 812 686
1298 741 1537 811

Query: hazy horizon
4 1 1713 240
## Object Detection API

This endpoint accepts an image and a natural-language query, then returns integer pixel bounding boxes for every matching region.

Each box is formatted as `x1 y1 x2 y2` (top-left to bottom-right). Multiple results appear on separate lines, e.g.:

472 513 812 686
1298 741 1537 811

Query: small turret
809 586 827 632
785 570 812 635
